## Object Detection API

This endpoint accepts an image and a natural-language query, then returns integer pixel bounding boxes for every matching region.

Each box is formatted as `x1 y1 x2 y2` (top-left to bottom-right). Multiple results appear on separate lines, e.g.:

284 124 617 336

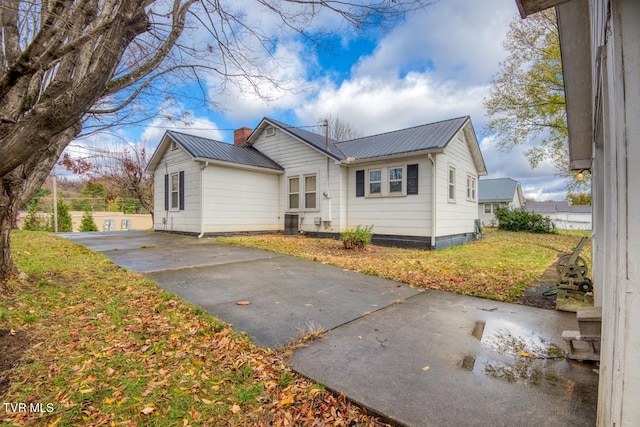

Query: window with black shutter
355 170 365 197
164 174 169 210
407 164 419 195
179 171 185 210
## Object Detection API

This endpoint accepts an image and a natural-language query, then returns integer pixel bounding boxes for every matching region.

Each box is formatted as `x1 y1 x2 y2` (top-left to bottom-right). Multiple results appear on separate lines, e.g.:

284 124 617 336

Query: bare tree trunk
0 125 79 283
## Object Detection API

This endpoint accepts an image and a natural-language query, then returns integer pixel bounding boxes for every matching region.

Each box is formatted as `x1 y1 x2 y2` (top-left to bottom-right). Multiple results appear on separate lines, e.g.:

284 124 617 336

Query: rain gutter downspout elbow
428 154 436 249
198 162 209 239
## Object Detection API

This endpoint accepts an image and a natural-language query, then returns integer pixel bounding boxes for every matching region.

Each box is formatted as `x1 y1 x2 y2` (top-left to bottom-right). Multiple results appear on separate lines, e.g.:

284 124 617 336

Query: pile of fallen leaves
219 229 591 302
0 232 386 426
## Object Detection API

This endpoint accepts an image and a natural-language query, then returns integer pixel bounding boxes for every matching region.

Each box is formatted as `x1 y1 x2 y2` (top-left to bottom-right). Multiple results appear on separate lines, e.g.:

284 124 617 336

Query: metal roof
335 116 469 159
478 178 521 202
524 201 592 214
167 131 283 171
263 118 344 160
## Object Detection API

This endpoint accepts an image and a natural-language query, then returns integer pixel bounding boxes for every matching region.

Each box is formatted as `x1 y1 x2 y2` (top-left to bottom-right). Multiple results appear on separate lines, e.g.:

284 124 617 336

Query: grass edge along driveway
0 231 385 426
218 229 592 303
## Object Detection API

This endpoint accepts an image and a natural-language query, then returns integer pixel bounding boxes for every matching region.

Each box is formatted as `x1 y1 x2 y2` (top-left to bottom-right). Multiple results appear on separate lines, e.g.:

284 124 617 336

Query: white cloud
295 74 488 134
140 116 224 148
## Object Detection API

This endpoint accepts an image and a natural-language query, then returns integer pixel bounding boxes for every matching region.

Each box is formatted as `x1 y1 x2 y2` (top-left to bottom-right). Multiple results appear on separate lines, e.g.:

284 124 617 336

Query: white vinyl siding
150 137 201 233
347 156 432 237
435 130 481 238
252 127 343 231
201 166 280 232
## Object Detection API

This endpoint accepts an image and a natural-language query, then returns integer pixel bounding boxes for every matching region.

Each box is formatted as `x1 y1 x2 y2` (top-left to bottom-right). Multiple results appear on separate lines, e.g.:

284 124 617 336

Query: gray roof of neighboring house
335 116 469 160
524 201 592 214
478 178 521 202
166 130 283 171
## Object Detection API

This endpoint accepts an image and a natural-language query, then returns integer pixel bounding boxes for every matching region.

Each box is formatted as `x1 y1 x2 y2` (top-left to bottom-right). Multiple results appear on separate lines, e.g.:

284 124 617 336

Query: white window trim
466 174 477 201
288 176 300 211
365 165 407 197
303 173 318 210
388 166 404 194
484 203 492 214
265 126 276 137
170 172 180 210
367 168 383 196
448 166 456 203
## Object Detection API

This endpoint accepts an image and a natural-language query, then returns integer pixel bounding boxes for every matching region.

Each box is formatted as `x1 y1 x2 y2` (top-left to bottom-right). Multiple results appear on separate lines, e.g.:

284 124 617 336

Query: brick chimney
234 127 252 146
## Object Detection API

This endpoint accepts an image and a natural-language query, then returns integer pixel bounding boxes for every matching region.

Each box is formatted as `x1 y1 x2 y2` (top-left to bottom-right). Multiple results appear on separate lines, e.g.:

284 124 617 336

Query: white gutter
428 154 436 249
342 149 444 166
198 161 209 238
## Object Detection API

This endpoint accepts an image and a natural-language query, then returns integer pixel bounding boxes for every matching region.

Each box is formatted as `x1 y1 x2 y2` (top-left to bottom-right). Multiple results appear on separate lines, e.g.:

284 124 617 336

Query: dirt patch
516 259 560 310
0 328 31 398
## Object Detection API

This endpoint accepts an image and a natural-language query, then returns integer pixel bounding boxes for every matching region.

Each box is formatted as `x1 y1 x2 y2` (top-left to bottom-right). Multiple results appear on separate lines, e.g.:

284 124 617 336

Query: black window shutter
179 171 185 210
355 170 365 197
407 164 419 195
164 174 169 210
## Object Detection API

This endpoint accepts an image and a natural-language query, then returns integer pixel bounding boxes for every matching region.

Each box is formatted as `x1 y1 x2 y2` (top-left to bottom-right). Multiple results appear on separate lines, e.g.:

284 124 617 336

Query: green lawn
0 232 382 426
218 229 592 302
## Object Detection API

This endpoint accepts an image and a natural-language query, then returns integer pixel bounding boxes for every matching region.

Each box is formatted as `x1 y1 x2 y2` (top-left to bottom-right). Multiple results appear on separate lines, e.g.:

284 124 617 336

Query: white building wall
593 1 640 425
152 145 202 233
346 155 431 236
251 128 343 233
201 166 280 232
435 130 480 237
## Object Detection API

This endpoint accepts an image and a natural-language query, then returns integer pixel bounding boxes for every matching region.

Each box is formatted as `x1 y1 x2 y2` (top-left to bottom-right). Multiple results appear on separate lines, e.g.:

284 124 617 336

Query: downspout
198 161 209 238
164 163 169 230
428 154 436 249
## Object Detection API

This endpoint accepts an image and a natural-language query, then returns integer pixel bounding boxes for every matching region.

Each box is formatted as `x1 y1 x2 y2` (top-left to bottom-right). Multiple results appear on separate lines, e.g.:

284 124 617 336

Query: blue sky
68 0 568 201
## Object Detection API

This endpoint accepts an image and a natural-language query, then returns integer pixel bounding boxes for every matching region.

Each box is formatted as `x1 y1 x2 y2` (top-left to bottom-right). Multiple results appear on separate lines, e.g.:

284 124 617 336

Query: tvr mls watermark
3 402 56 413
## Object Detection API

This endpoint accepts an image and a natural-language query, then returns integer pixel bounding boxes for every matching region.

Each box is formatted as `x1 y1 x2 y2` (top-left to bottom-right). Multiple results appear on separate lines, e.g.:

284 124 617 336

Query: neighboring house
516 0 639 425
477 178 524 225
523 201 592 230
146 116 488 249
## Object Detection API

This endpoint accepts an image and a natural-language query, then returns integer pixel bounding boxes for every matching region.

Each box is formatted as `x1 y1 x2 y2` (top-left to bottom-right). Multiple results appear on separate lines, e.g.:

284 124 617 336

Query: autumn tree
568 193 592 206
62 144 154 219
0 0 433 283
484 10 589 192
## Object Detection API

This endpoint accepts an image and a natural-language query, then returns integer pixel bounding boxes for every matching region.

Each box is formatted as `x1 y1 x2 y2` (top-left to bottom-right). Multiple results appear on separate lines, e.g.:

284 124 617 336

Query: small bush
341 225 374 249
79 207 99 232
494 207 557 234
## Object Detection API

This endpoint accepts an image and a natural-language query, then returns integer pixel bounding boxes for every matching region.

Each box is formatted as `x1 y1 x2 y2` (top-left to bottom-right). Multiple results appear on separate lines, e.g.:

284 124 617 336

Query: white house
477 178 524 225
516 0 639 425
146 116 488 249
523 201 592 230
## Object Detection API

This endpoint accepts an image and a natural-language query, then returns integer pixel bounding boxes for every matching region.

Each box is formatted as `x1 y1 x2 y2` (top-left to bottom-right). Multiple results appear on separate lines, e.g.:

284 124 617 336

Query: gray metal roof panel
167 131 283 171
478 178 520 202
264 118 344 159
335 116 469 159
523 201 570 213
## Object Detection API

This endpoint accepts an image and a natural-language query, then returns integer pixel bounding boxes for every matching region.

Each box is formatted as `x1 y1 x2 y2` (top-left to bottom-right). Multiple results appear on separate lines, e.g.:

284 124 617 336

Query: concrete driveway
60 231 598 427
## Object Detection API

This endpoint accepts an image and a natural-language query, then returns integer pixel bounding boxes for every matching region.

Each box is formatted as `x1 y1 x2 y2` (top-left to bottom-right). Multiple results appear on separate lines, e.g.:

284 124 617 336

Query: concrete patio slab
290 289 598 427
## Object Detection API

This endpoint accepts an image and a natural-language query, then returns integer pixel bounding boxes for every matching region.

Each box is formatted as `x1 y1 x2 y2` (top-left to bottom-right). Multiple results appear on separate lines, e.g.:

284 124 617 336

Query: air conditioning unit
314 217 322 225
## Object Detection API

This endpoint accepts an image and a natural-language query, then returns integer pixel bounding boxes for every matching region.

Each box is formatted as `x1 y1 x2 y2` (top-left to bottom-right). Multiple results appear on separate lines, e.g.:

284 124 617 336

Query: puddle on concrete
474 319 564 359
460 319 568 388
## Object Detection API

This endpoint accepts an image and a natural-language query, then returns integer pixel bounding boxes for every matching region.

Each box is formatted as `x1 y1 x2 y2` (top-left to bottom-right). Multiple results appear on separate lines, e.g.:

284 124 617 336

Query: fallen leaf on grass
231 404 241 414
279 396 294 406
518 351 531 358
140 404 156 415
